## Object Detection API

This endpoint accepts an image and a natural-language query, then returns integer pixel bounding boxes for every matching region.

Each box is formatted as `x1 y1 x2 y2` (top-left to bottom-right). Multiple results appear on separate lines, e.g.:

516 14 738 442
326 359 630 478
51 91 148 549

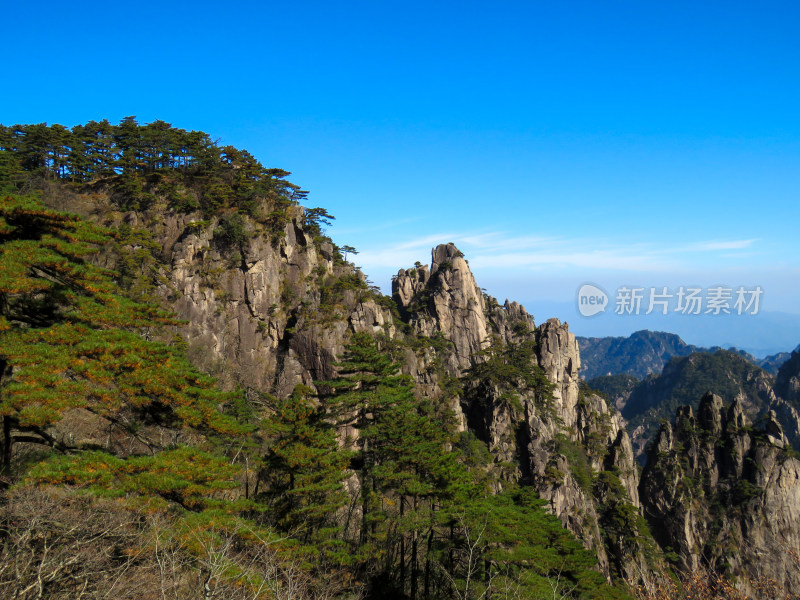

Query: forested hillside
0 119 632 600
0 118 308 216
1 118 798 600
616 350 800 458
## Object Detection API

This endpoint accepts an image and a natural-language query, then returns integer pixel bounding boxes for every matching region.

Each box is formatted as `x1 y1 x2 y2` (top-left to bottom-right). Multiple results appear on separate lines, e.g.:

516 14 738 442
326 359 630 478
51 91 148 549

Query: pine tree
320 332 463 597
0 194 246 472
259 384 351 561
77 119 117 178
318 333 400 562
438 485 630 600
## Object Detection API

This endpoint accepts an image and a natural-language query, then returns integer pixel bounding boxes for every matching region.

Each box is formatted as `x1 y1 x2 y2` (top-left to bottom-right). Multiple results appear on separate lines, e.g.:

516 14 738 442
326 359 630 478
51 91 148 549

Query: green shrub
213 213 247 248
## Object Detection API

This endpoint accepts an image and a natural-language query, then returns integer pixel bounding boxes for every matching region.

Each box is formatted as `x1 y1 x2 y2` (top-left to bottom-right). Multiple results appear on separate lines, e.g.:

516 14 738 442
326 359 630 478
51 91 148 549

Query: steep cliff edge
4 177 644 599
65 199 396 402
640 392 800 597
6 115 800 596
393 243 658 583
89 207 657 584
150 210 394 397
38 180 800 595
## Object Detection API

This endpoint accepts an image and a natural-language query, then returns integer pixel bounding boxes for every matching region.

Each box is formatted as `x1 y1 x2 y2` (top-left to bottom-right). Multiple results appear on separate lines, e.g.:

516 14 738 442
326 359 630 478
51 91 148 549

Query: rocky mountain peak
697 391 724 434
765 409 789 447
430 241 465 270
394 244 491 371
640 393 800 595
776 349 800 404
7 119 800 600
391 243 654 580
726 396 748 430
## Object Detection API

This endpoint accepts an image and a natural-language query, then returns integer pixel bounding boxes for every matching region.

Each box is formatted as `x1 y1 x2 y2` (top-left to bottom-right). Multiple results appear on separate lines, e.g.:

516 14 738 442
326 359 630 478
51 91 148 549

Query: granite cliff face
115 206 395 398
393 244 491 373
393 243 652 582
12 119 800 599
640 392 800 597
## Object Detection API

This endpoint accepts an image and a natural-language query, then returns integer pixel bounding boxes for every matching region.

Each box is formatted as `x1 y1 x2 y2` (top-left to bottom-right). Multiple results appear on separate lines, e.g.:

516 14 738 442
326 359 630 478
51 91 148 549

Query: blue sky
4 1 799 351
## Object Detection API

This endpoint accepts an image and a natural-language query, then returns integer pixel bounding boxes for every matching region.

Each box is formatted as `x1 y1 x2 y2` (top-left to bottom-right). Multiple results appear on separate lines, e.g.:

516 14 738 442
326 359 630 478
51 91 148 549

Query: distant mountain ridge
620 349 782 456
577 329 797 380
578 330 800 461
588 345 800 463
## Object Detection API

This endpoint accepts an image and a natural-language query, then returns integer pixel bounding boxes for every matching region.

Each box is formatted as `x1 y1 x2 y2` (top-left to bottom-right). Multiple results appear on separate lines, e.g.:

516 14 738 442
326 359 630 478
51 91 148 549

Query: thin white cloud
684 239 759 252
355 231 761 274
357 249 432 270
468 250 673 272
459 232 562 250
390 233 461 251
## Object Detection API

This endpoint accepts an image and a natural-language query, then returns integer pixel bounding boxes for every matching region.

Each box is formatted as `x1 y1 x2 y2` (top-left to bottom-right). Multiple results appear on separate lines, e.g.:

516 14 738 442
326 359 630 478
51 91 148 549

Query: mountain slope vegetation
620 350 778 456
3 118 799 599
0 119 635 600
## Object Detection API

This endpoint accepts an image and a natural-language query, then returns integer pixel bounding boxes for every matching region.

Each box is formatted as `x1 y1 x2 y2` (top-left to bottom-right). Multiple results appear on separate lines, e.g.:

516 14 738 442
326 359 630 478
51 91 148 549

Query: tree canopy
0 117 306 216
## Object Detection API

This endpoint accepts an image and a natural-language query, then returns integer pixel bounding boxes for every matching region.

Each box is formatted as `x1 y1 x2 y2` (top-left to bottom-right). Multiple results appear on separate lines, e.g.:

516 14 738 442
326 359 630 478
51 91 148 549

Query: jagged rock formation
113 207 395 398
640 392 800 597
622 350 782 458
29 193 681 587
393 243 656 583
12 122 800 599
394 244 486 368
104 222 656 584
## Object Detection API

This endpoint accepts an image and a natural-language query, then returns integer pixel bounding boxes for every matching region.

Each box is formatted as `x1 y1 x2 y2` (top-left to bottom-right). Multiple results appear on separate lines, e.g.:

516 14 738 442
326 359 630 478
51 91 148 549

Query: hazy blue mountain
761 349 798 375
531 298 800 357
577 330 699 380
577 329 797 380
